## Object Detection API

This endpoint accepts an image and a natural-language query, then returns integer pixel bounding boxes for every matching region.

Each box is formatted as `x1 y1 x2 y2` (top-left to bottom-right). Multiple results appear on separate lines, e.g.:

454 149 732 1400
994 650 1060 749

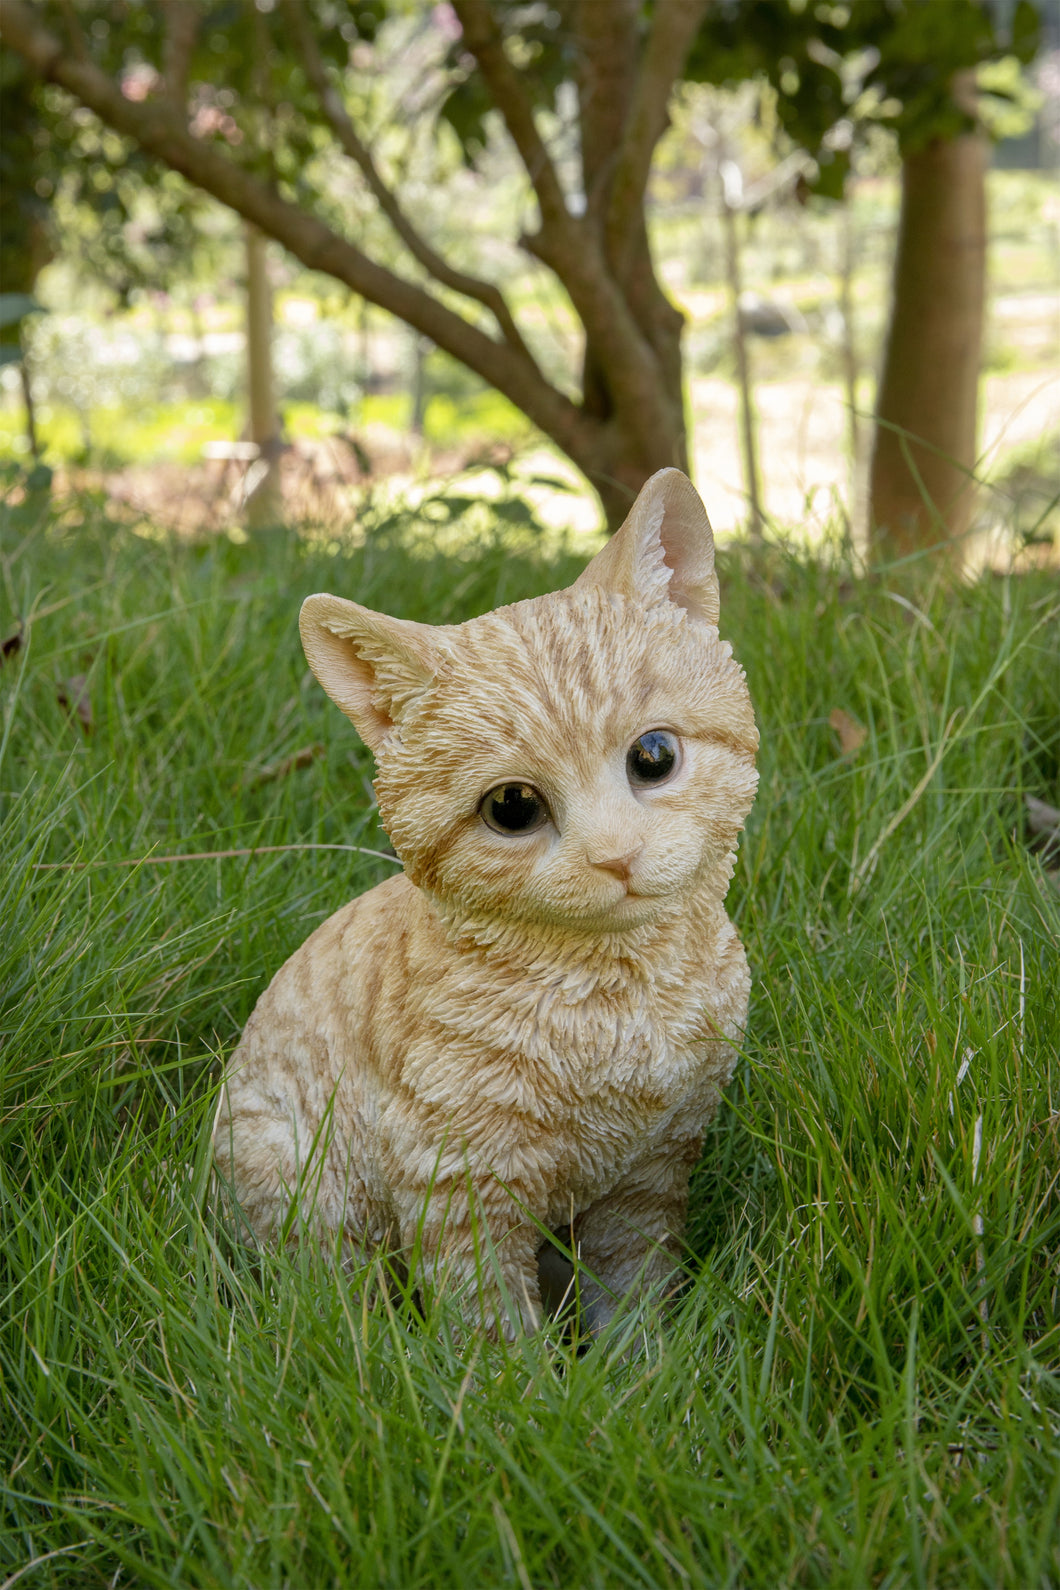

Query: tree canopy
0 0 1046 550
689 0 1040 196
1 0 720 527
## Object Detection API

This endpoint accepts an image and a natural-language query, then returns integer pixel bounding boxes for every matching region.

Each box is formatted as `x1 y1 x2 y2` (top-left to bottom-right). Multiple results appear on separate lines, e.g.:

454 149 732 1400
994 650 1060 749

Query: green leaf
439 76 493 167
420 494 479 521
811 153 849 202
491 498 540 529
1011 0 1042 63
527 474 576 494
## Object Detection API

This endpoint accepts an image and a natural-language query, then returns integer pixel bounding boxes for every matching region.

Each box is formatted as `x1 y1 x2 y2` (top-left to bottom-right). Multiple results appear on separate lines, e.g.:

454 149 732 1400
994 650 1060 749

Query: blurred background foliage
0 0 1056 560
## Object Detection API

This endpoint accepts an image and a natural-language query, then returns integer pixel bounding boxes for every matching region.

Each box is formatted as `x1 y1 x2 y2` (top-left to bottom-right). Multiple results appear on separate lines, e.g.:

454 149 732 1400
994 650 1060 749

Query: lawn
1 483 1058 1588
0 389 533 473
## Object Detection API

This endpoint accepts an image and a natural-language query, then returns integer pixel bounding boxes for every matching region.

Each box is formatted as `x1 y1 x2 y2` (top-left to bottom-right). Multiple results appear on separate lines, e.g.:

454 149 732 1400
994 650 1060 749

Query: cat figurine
213 468 758 1338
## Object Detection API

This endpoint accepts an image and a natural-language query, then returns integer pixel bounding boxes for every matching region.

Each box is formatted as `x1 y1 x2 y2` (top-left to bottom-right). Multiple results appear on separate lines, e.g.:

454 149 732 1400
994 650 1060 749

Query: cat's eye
627 730 680 786
480 783 549 835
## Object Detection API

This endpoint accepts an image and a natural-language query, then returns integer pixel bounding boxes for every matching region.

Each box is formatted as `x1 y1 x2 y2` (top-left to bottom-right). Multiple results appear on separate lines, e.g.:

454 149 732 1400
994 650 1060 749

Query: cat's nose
588 844 643 883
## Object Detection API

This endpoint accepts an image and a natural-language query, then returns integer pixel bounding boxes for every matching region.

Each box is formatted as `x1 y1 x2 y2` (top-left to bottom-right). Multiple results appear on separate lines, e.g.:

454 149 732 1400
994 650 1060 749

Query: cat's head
300 470 757 934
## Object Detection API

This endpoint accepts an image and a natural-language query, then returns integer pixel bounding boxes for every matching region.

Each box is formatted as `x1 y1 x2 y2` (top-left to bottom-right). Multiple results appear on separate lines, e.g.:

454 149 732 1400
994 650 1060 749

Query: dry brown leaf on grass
829 707 868 757
1 623 23 664
245 742 325 788
57 674 93 734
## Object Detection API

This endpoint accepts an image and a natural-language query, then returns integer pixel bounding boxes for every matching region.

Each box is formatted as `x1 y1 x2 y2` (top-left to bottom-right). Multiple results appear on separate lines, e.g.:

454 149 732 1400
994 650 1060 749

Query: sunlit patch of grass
1 492 1058 1587
0 386 533 475
420 386 533 447
0 398 241 468
325 386 532 447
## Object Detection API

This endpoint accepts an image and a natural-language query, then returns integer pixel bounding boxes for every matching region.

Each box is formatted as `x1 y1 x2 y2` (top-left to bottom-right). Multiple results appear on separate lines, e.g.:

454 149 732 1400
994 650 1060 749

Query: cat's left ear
574 468 720 627
299 593 444 754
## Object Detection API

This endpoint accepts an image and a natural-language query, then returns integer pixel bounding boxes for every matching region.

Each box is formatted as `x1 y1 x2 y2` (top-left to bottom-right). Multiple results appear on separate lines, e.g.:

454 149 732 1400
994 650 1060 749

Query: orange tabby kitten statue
214 468 758 1338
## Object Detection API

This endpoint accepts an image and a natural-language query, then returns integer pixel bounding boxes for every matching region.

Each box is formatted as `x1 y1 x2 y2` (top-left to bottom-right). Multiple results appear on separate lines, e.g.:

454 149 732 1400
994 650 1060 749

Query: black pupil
628 731 676 783
486 784 542 832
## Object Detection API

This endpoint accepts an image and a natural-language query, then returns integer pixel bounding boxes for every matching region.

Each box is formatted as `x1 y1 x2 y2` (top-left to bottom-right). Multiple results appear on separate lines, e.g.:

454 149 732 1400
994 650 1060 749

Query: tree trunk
869 114 987 565
243 222 283 529
571 0 692 527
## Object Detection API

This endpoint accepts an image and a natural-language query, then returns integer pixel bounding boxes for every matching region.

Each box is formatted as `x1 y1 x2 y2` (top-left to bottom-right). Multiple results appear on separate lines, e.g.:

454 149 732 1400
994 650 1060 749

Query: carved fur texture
213 469 758 1337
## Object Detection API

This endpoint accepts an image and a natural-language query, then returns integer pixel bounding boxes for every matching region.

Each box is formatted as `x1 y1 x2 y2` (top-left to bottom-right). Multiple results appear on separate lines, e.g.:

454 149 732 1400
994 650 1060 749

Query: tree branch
449 0 682 462
0 0 596 465
570 0 698 427
55 0 88 60
606 0 709 271
450 0 572 238
159 0 198 110
574 0 638 217
283 0 537 365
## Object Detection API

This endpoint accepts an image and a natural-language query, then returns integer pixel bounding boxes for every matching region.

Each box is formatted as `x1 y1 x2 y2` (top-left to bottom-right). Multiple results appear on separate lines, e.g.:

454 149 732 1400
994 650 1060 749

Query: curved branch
0 0 595 464
574 0 638 216
450 0 572 237
606 0 709 271
55 0 88 60
283 0 537 365
160 0 198 109
450 0 681 462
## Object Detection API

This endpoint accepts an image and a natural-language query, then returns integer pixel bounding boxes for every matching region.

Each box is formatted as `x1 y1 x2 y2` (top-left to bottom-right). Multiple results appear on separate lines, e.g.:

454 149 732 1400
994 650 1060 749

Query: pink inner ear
650 476 719 624
306 620 393 749
660 518 715 614
572 469 719 623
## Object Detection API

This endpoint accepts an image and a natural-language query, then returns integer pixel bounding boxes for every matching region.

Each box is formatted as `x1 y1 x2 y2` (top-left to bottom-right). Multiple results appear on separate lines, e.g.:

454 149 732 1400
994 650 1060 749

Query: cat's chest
510 977 696 1081
409 936 717 1115
360 888 743 1139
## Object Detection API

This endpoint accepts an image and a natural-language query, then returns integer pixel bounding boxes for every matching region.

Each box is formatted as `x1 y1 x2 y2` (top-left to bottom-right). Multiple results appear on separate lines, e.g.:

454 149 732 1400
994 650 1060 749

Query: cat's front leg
396 1176 545 1340
213 1055 366 1256
570 1136 701 1332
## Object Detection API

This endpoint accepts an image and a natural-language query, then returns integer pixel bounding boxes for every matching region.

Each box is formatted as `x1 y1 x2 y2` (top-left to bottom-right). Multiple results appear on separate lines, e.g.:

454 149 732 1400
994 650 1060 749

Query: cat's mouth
613 877 670 902
610 881 670 910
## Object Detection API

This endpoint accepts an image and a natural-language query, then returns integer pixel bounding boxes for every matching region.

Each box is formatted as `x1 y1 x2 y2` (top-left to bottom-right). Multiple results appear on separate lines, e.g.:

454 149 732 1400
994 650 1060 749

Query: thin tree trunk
188 295 209 398
408 333 429 438
720 171 763 544
19 342 38 460
243 222 282 529
869 107 987 565
838 197 859 518
357 297 370 422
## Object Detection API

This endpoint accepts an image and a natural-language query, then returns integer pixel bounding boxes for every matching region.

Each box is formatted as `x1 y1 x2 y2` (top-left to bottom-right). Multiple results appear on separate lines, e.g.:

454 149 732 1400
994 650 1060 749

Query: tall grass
2 489 1058 1588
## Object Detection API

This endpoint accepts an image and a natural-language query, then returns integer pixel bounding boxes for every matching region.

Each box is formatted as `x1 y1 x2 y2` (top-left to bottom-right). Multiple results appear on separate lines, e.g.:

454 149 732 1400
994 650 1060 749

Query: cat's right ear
299 594 443 754
575 468 720 627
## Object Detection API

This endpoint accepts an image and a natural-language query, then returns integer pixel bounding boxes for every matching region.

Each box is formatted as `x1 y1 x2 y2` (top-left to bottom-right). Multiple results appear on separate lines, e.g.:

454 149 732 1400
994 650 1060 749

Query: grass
0 388 532 472
1 483 1058 1589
